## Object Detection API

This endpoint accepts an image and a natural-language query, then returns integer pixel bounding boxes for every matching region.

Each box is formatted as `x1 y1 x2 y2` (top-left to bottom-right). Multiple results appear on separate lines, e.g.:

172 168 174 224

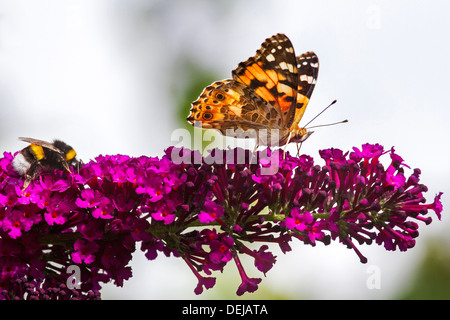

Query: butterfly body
187 33 319 147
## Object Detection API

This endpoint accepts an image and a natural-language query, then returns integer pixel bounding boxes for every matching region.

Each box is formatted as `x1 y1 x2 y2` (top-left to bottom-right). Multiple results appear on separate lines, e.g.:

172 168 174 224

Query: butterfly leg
282 132 293 159
249 138 259 165
296 142 301 157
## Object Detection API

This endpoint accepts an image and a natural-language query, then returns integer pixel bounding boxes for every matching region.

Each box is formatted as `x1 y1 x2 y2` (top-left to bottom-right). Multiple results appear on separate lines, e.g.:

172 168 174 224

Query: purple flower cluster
1 276 100 300
0 143 443 299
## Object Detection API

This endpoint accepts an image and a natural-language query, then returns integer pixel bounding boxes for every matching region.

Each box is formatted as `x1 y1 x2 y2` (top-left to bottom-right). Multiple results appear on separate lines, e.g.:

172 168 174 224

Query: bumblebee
12 137 79 190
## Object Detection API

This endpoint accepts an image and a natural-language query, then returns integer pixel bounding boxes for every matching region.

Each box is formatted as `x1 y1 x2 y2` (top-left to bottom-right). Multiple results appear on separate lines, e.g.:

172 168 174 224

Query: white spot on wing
285 47 294 53
266 54 275 62
279 62 294 72
300 75 315 84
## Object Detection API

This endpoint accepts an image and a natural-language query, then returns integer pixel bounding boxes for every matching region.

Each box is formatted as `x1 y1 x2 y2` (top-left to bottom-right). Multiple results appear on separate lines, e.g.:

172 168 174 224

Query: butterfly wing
231 33 299 129
187 33 318 146
187 79 276 140
288 52 319 131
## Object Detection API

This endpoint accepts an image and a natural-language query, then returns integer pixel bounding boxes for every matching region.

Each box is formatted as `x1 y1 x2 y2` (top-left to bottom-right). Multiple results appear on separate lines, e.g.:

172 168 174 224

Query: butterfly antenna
307 119 348 130
303 99 337 128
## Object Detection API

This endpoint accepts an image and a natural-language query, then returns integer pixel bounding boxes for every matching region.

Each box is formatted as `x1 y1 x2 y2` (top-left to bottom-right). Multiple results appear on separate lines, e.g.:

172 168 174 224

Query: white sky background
0 0 449 299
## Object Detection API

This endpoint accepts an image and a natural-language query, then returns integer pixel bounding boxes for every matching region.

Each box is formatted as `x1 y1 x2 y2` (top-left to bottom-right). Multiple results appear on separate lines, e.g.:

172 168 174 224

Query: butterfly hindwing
187 80 277 139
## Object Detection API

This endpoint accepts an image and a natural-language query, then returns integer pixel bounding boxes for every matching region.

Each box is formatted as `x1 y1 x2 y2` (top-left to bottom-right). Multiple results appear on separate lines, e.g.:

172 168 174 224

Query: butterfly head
287 127 313 145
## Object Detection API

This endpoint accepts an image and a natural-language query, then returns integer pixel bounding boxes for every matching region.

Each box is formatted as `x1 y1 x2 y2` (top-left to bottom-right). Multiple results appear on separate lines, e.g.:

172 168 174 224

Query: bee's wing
18 137 62 153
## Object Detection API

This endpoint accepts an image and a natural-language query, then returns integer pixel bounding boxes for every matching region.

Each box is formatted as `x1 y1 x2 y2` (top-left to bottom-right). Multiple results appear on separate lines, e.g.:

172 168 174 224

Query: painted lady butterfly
187 33 319 147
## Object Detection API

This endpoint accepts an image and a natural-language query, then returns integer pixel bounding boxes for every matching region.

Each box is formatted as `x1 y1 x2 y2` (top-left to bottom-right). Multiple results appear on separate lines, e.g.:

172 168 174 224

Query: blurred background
0 0 449 299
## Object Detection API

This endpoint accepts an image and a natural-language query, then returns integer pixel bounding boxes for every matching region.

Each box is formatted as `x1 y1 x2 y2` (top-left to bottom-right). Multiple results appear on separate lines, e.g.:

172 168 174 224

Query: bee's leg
21 178 31 192
76 159 84 173
22 162 39 192
63 161 72 173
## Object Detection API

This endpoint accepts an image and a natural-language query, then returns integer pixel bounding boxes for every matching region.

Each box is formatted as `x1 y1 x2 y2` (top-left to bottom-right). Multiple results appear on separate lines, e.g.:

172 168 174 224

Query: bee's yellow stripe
65 149 77 161
30 144 45 160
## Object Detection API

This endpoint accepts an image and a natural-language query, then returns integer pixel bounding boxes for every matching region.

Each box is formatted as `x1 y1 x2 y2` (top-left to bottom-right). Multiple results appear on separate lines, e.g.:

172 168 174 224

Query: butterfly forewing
232 34 300 127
